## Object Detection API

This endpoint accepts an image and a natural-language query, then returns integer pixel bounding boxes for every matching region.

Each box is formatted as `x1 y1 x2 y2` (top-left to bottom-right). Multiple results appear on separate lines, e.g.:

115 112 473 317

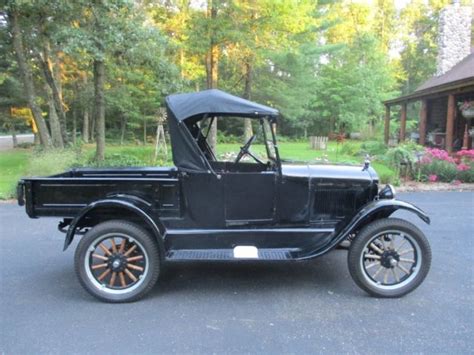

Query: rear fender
63 195 165 252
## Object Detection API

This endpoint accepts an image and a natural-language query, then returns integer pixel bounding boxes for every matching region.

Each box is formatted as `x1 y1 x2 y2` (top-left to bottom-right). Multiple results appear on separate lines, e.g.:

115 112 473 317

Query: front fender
297 199 430 260
336 198 430 244
63 195 165 251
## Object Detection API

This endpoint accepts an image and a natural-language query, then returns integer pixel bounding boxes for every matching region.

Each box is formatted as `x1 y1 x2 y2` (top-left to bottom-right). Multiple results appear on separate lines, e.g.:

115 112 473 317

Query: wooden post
384 105 390 145
446 94 455 153
462 123 470 150
419 99 427 145
399 102 407 142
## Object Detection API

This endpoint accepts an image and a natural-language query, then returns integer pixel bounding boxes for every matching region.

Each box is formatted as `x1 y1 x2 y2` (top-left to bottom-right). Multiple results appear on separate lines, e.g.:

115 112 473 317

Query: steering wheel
234 134 264 164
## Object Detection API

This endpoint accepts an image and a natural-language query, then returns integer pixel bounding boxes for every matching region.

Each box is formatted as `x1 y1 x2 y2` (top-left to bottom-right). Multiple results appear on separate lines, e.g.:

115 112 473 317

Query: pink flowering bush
417 148 474 183
428 174 438 182
456 149 474 161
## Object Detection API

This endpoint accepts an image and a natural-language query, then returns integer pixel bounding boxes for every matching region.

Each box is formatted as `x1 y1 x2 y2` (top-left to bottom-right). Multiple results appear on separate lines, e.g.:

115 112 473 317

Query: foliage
372 162 399 186
86 153 146 168
27 149 83 177
416 148 474 183
0 149 29 199
339 142 361 157
1 0 467 176
384 142 424 169
360 140 388 157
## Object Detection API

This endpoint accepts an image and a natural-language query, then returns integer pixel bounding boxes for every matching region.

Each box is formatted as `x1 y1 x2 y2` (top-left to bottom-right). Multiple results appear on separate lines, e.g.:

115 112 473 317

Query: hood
282 163 378 182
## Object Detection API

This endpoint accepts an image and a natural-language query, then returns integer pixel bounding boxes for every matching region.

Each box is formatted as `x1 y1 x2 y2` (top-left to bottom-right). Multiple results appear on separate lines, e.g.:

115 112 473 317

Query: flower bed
417 148 474 183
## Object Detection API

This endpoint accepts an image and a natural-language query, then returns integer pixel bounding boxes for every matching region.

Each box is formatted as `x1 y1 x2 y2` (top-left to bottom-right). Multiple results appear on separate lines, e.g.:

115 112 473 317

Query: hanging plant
458 100 474 119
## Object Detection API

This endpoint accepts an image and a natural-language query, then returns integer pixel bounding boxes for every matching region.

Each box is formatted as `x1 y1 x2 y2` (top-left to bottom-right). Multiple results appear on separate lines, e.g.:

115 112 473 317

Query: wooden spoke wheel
348 218 431 298
87 234 147 291
75 220 160 303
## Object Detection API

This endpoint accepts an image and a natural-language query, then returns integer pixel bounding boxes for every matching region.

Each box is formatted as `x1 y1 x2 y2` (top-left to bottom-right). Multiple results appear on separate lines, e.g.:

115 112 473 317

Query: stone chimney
436 1 472 76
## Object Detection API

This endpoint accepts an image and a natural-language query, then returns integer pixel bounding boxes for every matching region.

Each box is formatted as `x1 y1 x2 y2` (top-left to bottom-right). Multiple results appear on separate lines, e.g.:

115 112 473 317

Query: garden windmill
154 107 168 162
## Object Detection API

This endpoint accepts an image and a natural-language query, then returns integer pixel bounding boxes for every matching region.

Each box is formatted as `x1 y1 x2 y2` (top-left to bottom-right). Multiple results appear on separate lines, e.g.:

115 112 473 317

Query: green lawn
0 150 30 199
0 141 396 199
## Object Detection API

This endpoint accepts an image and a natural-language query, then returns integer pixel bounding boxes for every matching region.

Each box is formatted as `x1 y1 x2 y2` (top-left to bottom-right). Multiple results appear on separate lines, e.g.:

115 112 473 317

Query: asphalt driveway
1 192 473 354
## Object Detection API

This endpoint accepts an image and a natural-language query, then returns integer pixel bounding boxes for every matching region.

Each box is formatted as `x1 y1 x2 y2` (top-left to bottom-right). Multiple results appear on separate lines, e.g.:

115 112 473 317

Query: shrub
27 149 83 176
339 141 360 156
87 154 146 168
217 132 240 144
372 162 400 186
419 159 457 182
416 148 474 183
360 140 387 156
384 142 424 168
457 161 474 183
16 142 34 149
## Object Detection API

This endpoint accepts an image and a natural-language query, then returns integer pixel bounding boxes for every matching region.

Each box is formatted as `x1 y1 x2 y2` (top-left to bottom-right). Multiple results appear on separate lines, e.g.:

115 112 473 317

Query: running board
166 247 295 261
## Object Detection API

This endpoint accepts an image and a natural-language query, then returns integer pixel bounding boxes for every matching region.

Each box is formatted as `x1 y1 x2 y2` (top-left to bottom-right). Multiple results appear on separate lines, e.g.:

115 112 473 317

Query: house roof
384 51 474 106
415 52 474 92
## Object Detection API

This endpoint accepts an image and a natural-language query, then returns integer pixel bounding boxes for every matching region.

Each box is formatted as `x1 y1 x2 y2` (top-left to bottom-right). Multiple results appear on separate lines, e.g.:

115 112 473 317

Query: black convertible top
165 89 278 172
165 89 278 122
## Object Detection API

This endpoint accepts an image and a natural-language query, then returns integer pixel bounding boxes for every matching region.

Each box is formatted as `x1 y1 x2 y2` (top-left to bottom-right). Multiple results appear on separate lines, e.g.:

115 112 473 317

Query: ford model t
18 89 431 302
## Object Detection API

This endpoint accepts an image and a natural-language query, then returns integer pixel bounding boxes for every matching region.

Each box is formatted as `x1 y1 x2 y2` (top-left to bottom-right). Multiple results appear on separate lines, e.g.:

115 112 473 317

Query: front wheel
74 220 160 303
348 218 431 298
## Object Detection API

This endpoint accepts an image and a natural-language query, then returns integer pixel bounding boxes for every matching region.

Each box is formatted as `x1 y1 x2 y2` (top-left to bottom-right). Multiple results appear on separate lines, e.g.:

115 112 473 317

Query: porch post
399 102 407 142
446 94 455 153
384 105 390 145
419 99 427 145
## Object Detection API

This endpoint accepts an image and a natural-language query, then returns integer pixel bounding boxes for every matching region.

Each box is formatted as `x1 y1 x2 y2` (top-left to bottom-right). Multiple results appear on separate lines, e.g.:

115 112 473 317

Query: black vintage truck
18 89 431 302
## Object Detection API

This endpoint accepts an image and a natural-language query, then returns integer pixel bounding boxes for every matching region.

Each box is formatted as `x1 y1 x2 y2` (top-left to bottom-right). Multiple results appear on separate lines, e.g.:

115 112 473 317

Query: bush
16 142 34 149
457 161 474 183
339 142 360 156
217 132 240 144
27 149 83 176
373 162 400 186
419 159 457 182
87 154 146 168
415 148 474 183
384 142 424 169
360 140 387 156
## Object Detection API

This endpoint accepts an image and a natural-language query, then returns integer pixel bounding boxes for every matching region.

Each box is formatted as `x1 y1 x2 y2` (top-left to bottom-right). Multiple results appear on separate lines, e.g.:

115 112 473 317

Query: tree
8 6 52 147
309 34 397 135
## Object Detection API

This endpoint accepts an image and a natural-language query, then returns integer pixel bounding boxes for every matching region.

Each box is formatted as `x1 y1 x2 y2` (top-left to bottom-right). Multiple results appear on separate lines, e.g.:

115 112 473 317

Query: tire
348 218 431 298
74 220 160 303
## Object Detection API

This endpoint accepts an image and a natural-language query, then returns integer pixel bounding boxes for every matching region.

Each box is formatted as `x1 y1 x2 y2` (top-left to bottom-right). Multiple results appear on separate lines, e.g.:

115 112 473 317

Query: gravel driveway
1 191 473 354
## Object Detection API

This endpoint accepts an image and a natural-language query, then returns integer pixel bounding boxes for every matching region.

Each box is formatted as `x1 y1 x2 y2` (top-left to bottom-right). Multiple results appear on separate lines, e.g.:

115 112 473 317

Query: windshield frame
260 116 281 173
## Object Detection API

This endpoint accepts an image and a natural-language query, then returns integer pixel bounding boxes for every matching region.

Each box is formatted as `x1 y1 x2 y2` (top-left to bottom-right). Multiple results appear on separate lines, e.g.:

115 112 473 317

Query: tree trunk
38 42 68 144
143 119 147 145
46 85 64 148
54 53 67 143
206 0 218 153
82 109 89 143
10 10 52 148
90 111 96 143
93 59 106 161
120 115 127 145
11 125 18 148
72 106 77 145
243 60 253 142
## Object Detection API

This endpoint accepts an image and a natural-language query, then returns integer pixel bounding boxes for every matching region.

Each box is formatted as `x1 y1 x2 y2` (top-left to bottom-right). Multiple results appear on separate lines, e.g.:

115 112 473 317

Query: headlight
379 184 396 199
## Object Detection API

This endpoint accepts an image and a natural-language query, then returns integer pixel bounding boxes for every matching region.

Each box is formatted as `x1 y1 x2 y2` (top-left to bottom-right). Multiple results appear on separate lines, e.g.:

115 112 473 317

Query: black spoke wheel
75 220 160 303
348 218 431 298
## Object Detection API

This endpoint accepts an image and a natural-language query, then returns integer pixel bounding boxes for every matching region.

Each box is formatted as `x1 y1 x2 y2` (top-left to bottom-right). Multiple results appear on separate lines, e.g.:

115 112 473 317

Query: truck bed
18 167 180 218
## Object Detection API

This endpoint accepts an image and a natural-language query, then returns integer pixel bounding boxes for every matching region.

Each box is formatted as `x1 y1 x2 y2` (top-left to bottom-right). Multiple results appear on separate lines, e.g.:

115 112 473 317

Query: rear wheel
74 220 160 303
348 218 431 298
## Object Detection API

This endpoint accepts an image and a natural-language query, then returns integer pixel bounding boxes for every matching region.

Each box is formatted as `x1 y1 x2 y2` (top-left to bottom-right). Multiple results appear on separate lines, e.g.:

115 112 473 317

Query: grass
0 150 30 199
0 140 396 199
